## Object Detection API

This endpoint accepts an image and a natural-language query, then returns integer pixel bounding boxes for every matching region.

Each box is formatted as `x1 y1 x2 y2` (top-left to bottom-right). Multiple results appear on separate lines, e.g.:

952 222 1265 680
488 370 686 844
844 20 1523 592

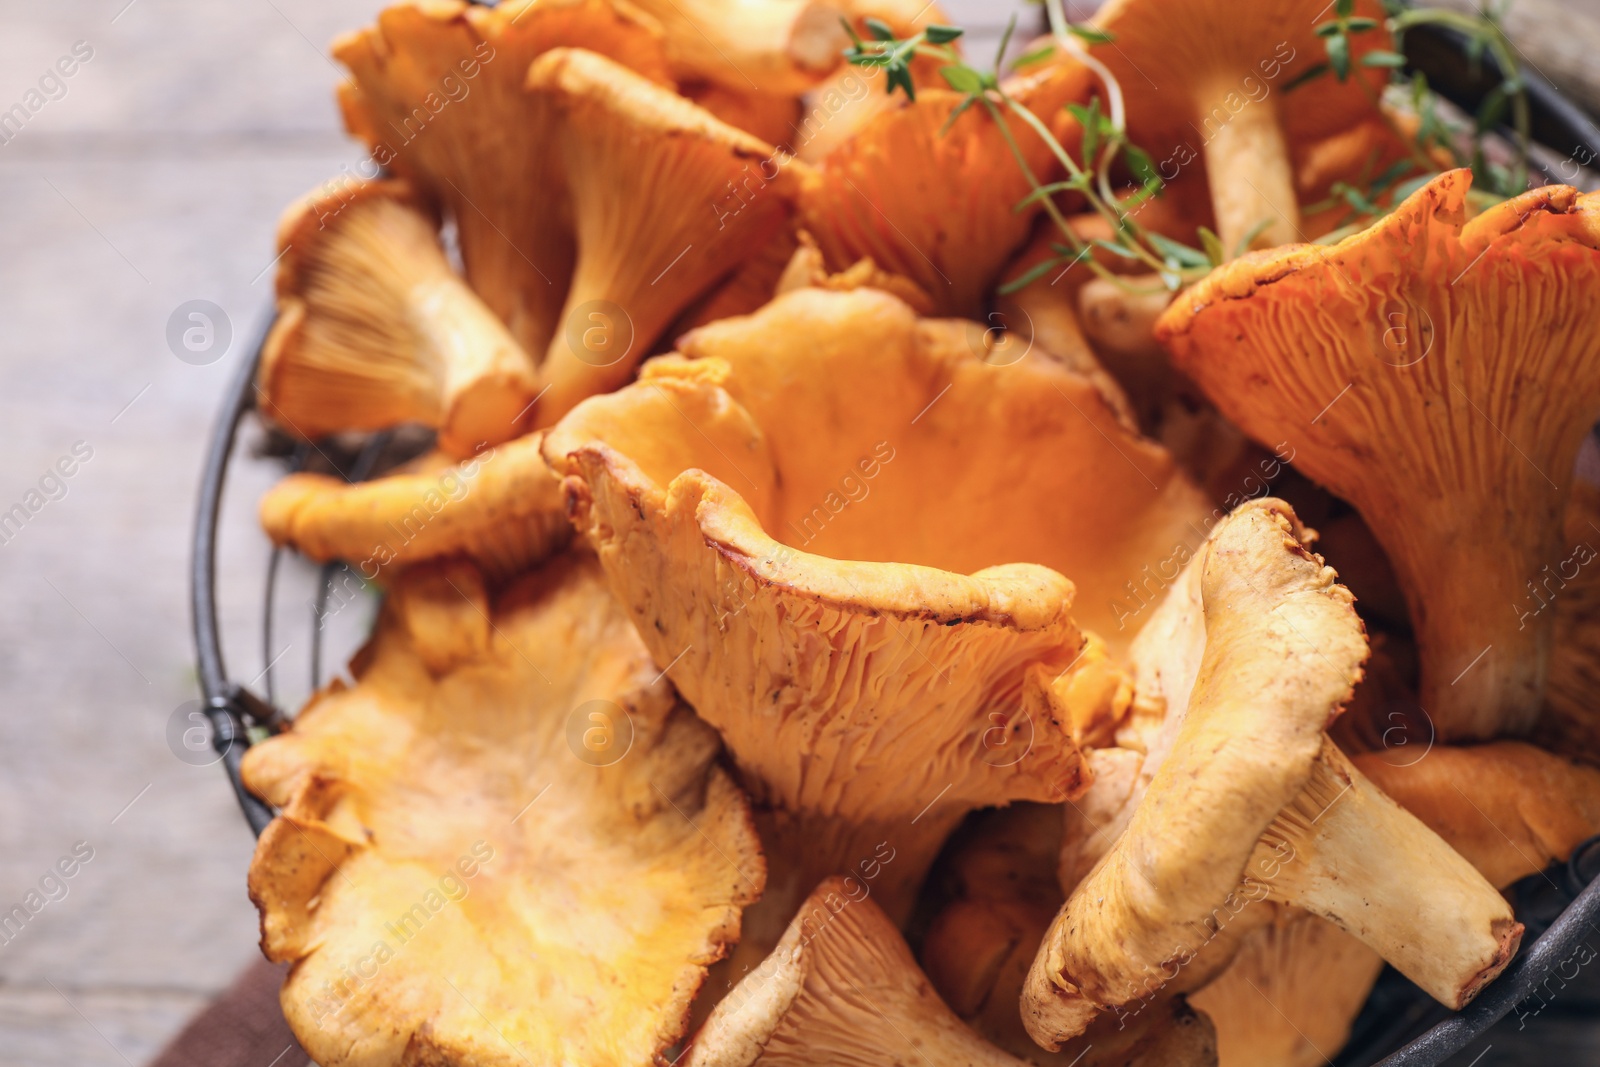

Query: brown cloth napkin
145 959 310 1067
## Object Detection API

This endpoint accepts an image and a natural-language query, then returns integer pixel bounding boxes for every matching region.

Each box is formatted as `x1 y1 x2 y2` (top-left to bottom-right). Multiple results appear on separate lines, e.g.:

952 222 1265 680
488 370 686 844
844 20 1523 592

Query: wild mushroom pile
242 1 1600 1065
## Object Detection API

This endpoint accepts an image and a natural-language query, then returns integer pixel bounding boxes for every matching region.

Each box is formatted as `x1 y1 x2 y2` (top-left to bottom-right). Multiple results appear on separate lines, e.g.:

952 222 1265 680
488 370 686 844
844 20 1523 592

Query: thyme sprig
843 0 1221 295
845 0 1543 282
1295 0 1533 236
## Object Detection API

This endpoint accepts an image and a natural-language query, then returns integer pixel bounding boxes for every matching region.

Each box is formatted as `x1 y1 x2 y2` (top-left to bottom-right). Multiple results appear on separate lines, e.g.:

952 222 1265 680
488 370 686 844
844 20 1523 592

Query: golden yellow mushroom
799 60 1092 317
684 877 1218 1067
625 0 849 94
259 179 540 458
1159 171 1600 740
1188 912 1383 1067
1023 499 1519 1049
1085 0 1390 251
524 48 808 425
244 553 763 1067
1357 740 1600 888
258 434 569 580
544 287 1209 958
334 0 671 357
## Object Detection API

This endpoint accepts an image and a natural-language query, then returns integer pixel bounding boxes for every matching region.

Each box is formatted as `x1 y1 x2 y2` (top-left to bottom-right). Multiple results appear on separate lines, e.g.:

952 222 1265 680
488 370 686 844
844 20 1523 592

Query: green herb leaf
1344 17 1379 32
1012 43 1056 68
1068 98 1103 162
1327 33 1351 80
1147 231 1212 268
886 63 916 100
1066 24 1115 44
1476 84 1508 132
1335 0 1354 16
1123 143 1159 186
1015 180 1081 209
1361 49 1408 68
1091 237 1140 259
864 16 896 41
940 64 986 95
1232 218 1274 258
1196 227 1227 266
923 24 964 44
998 255 1069 294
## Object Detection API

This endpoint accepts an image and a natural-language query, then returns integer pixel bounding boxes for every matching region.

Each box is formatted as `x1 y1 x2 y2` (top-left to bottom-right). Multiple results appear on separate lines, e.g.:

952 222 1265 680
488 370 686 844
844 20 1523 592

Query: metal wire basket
189 20 1600 1065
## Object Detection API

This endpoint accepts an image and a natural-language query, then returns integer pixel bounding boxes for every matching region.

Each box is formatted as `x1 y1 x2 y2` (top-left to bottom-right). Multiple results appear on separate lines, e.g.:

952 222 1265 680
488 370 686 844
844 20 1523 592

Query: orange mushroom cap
799 62 1092 317
1158 169 1600 740
334 0 671 357
524 47 807 425
244 554 763 1066
259 178 540 458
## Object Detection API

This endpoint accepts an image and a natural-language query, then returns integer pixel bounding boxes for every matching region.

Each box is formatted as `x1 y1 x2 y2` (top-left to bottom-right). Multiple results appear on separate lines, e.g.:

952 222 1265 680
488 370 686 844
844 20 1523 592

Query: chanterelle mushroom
1192 738 1600 1067
334 0 671 356
258 434 569 580
244 553 763 1066
1084 0 1389 251
524 48 807 425
625 0 849 94
684 877 1218 1067
544 287 1209 952
800 61 1091 317
1188 911 1383 1067
1158 170 1600 740
259 179 540 458
1022 498 1521 1049
1357 740 1600 888
922 805 1216 1067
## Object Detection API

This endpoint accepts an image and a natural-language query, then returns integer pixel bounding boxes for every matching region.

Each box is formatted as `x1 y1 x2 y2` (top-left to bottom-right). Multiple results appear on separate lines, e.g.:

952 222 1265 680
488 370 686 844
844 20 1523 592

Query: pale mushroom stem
410 277 538 456
1403 531 1553 739
1257 739 1522 1009
1194 79 1300 252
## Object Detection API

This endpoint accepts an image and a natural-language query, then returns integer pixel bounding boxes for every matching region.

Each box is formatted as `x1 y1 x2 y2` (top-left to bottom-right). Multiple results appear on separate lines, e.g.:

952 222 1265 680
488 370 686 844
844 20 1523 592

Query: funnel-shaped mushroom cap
626 0 848 94
259 180 540 458
259 434 569 579
545 286 1207 944
334 0 670 357
1357 741 1600 888
1087 0 1389 250
1023 498 1521 1048
1158 170 1600 740
525 48 808 425
645 288 1208 647
544 283 1203 895
1190 911 1383 1067
243 553 763 1066
684 878 1217 1067
800 64 1092 317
